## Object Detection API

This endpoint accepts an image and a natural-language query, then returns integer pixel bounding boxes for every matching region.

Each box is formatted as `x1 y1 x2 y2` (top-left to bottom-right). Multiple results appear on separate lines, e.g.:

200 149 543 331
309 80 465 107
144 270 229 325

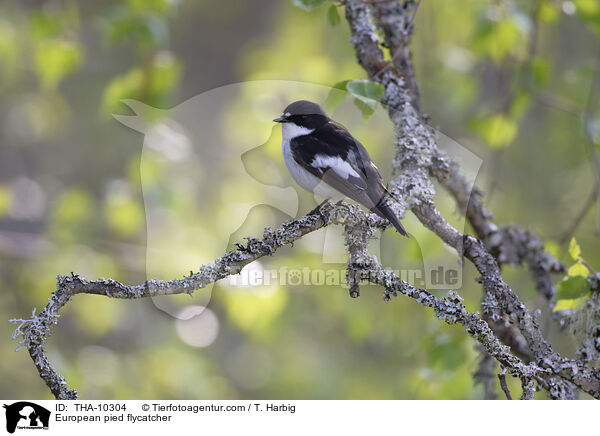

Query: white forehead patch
311 154 360 179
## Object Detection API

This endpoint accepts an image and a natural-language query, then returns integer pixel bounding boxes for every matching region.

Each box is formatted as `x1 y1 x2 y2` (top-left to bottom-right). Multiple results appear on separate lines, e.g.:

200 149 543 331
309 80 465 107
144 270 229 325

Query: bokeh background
1 0 599 399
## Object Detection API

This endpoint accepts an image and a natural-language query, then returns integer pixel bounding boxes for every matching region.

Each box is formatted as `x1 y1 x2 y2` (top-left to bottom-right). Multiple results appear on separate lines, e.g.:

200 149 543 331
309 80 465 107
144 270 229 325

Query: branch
473 349 499 400
498 368 513 400
369 1 564 305
344 0 600 398
11 202 387 399
11 197 547 400
353 257 550 397
371 0 422 112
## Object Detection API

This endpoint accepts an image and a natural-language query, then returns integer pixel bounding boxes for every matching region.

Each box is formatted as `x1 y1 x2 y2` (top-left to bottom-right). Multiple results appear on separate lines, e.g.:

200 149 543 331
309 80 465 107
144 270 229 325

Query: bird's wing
289 121 387 210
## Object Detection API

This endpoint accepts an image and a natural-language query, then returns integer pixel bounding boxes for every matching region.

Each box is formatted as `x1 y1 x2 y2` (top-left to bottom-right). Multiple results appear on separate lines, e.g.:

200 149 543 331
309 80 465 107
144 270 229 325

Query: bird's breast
282 138 318 191
282 139 343 200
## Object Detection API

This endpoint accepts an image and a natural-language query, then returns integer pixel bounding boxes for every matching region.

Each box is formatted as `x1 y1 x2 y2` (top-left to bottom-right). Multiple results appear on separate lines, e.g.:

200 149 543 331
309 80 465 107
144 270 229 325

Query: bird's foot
308 198 331 222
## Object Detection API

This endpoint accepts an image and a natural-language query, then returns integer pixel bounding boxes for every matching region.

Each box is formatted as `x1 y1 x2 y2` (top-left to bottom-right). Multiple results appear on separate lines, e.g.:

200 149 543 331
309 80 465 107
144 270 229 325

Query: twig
498 367 513 400
473 348 498 400
372 0 422 79
553 55 600 243
354 260 550 385
11 202 388 399
581 56 600 236
560 184 600 244
535 92 582 116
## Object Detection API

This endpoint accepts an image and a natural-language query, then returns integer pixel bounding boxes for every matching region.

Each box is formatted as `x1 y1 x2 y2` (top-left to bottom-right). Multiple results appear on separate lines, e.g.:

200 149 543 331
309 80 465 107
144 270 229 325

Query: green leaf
471 114 518 148
538 1 559 23
30 12 63 39
52 188 94 226
573 0 600 35
508 90 531 119
531 57 550 87
568 262 589 278
290 0 327 11
104 192 144 237
147 52 181 97
327 5 341 26
346 80 384 120
353 98 375 120
568 237 581 261
101 68 145 114
101 52 179 114
324 80 350 113
33 39 82 90
519 57 550 91
554 295 589 312
472 17 523 63
555 275 591 300
427 335 467 370
50 188 95 242
102 6 169 54
29 4 80 39
346 80 384 103
574 0 600 16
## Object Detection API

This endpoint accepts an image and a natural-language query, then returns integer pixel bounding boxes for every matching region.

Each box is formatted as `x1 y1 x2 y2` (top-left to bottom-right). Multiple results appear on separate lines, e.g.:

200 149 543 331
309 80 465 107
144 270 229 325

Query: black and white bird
274 100 408 236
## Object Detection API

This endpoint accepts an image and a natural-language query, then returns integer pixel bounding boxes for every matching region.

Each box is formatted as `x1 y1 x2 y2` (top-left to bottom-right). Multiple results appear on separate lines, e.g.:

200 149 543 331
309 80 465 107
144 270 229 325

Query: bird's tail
371 199 408 237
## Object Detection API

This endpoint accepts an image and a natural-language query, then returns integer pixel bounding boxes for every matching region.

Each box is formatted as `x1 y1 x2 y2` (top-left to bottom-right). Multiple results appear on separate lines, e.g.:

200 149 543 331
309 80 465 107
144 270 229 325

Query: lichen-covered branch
11 202 386 399
344 0 600 398
363 1 570 395
352 258 548 398
369 0 564 303
12 192 558 400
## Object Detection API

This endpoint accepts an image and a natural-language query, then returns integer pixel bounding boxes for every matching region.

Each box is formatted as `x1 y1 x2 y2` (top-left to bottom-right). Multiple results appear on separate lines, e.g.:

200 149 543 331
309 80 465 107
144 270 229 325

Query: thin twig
560 184 600 244
581 55 600 236
554 52 600 242
498 367 513 400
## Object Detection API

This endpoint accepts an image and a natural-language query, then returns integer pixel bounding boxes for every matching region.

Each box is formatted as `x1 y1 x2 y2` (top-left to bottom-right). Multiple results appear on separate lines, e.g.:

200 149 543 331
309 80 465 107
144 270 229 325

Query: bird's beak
273 116 286 123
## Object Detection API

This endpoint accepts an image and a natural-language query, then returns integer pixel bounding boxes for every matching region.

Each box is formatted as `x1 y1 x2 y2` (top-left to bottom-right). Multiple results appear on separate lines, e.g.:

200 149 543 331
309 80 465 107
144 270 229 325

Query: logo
3 402 50 433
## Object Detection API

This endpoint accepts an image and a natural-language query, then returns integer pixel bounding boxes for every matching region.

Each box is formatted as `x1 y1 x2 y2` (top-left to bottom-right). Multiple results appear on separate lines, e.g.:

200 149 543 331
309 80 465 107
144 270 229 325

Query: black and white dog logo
3 402 50 433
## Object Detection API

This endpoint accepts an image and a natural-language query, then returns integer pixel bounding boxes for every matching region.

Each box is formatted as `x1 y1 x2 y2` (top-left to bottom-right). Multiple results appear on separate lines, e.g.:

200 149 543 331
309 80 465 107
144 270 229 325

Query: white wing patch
311 154 360 179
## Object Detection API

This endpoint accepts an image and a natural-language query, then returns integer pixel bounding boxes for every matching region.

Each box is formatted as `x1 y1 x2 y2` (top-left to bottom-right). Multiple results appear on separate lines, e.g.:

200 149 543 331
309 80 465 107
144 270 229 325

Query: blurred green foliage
1 0 599 400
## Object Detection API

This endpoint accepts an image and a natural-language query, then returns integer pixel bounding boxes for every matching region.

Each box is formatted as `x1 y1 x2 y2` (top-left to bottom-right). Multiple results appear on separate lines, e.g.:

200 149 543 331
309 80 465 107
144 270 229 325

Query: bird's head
274 100 329 131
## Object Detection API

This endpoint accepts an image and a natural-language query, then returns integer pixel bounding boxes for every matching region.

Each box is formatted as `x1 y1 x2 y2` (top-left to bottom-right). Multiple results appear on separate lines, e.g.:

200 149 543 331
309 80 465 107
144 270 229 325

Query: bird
274 100 408 236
